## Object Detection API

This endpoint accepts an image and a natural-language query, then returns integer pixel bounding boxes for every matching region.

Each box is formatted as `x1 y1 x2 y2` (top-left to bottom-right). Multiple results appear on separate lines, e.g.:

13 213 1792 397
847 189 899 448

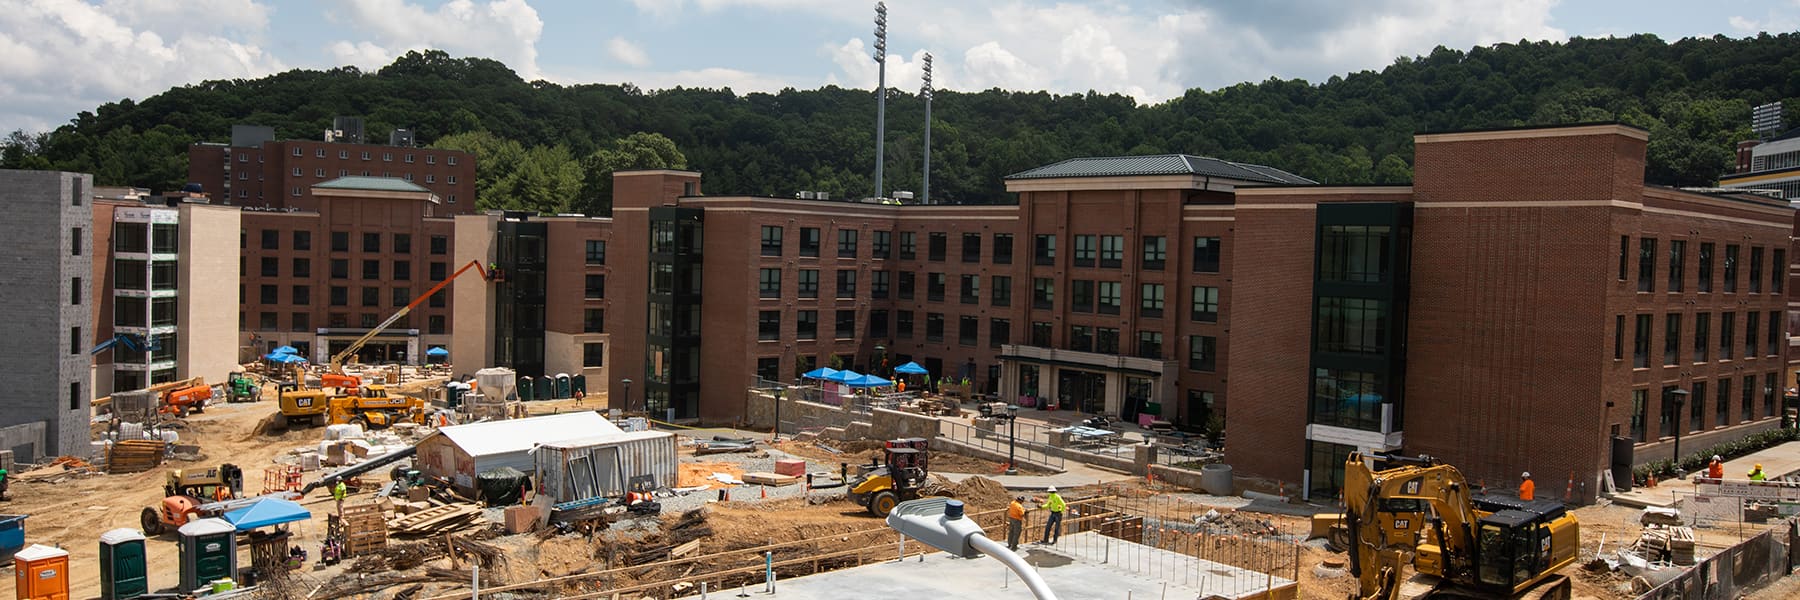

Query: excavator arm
1343 453 1484 600
327 260 492 374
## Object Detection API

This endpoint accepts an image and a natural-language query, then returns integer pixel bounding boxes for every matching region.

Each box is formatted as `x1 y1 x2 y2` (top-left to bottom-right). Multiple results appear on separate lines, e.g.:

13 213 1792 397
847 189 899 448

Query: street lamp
997 405 1019 475
887 498 1059 600
1668 388 1690 476
621 378 633 414
772 386 785 443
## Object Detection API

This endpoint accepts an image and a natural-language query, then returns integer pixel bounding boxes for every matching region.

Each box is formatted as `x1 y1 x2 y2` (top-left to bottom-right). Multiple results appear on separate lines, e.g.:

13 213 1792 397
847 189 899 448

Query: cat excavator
1336 453 1578 600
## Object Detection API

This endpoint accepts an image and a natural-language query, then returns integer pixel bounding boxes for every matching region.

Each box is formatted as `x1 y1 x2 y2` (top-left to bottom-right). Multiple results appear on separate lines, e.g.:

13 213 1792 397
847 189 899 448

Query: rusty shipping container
532 430 679 504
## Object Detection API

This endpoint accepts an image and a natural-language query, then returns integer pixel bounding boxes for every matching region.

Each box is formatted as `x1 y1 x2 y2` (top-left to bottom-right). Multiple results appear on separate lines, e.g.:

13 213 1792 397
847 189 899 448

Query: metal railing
939 419 1064 469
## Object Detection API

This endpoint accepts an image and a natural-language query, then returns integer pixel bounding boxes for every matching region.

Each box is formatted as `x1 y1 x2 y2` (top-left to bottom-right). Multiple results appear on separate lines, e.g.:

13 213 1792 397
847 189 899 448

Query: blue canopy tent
426 347 449 357
845 373 894 388
264 353 306 364
270 345 299 355
893 362 928 375
822 370 864 384
221 497 311 531
801 367 839 380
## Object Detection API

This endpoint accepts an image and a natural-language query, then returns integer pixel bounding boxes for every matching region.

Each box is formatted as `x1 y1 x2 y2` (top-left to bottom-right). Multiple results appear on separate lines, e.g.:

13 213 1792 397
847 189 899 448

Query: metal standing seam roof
313 176 431 193
533 429 675 450
434 412 624 458
1004 154 1316 185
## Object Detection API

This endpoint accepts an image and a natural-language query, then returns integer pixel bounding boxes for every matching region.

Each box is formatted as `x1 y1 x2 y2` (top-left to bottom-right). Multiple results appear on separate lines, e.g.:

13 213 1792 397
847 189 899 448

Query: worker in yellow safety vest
1748 464 1767 481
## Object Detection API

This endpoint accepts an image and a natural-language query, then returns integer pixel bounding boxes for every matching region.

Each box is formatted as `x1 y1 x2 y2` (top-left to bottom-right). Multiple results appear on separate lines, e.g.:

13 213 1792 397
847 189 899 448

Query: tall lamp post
1003 405 1019 475
621 378 633 414
772 386 785 443
872 2 888 199
1668 388 1690 477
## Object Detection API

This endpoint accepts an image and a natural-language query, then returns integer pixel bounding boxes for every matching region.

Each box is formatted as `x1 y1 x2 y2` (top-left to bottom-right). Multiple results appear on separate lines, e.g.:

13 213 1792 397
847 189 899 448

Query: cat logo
1403 479 1422 495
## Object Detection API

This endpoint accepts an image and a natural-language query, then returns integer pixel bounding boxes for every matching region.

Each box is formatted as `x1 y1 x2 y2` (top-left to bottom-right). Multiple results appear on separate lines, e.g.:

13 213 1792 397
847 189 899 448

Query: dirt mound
945 476 1011 508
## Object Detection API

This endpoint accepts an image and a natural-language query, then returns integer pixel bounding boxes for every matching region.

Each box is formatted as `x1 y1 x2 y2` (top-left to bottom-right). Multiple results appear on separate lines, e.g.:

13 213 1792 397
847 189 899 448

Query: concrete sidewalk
1610 440 1800 508
937 461 1136 491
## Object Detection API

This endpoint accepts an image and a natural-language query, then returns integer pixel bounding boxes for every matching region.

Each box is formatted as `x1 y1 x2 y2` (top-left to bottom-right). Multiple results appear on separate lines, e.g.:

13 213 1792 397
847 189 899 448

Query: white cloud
0 0 283 132
1726 1 1800 35
607 37 650 68
322 0 545 78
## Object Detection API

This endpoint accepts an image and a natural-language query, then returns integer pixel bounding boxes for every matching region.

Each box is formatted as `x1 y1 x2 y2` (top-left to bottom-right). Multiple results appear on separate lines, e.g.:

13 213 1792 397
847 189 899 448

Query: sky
0 0 1796 133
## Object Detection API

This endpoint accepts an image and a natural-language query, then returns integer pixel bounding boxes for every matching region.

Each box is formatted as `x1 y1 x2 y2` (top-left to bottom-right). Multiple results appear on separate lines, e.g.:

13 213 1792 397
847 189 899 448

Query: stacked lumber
342 502 387 558
107 440 167 473
743 472 800 486
387 503 484 537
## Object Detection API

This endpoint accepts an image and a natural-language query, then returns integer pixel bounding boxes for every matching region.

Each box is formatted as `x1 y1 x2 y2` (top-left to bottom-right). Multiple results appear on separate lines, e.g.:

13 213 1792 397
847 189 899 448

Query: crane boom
328 260 493 373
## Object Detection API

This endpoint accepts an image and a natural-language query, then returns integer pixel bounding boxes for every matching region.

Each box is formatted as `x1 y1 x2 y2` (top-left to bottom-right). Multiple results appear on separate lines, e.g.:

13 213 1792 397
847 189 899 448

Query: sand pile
946 476 1011 508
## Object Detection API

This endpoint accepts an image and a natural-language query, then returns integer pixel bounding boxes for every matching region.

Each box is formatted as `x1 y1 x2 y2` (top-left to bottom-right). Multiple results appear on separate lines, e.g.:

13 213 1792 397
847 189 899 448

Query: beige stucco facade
451 213 499 374
177 203 242 384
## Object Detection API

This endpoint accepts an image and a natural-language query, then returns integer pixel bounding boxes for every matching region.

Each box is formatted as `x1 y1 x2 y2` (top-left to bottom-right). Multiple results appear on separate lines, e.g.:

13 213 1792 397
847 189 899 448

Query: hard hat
1045 486 1057 493
1521 472 1530 479
1713 455 1722 462
1755 464 1763 470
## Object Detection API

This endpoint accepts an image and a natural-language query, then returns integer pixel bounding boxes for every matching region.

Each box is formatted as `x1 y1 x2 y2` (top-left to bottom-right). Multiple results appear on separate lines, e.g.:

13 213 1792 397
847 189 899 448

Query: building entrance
1057 369 1106 414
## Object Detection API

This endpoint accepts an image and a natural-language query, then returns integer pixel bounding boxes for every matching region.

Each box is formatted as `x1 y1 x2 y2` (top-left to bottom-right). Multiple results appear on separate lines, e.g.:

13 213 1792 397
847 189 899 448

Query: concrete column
1132 443 1157 476
1103 372 1122 415
406 335 420 366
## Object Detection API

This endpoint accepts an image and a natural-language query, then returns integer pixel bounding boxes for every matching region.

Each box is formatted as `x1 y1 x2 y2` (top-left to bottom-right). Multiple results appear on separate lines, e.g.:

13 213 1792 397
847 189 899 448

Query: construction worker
1039 486 1067 545
1708 455 1725 479
1748 464 1767 481
333 479 348 513
1518 472 1535 501
0 466 8 501
1007 496 1028 551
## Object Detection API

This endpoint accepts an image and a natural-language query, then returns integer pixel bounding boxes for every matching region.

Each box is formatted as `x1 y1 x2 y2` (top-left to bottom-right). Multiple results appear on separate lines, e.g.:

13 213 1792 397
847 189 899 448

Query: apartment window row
1622 309 1782 368
1633 371 1782 443
759 226 1013 264
1625 237 1780 295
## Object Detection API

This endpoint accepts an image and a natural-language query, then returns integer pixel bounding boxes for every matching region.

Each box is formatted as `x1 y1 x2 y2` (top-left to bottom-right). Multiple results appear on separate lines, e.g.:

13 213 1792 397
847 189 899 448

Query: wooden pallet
388 503 483 537
341 502 388 557
743 472 800 486
107 440 167 474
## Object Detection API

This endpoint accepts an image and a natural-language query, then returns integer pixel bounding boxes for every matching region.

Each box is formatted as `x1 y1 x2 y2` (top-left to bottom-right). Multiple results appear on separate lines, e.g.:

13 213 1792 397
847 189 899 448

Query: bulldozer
141 464 243 536
1328 453 1578 600
846 438 935 517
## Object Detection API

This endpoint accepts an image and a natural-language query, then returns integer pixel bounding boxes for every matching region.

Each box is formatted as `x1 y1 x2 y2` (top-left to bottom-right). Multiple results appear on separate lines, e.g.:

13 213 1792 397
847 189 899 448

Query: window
1720 312 1735 359
393 261 411 281
292 167 303 177
1141 236 1166 270
393 234 411 254
1097 281 1121 315
1764 372 1777 418
1690 381 1706 432
1698 243 1713 292
291 187 302 197
1316 298 1388 355
292 312 311 333
1742 375 1756 421
798 269 819 298
362 287 379 307
991 276 1011 307
1633 314 1652 367
330 259 348 279
959 274 979 304
837 310 856 339
839 229 859 258
753 225 782 257
293 230 312 251
1637 238 1656 292
959 315 978 346
1034 234 1056 265
1746 311 1759 358
292 285 311 306
756 357 780 382
758 311 781 341
872 271 890 299
586 240 606 265
926 313 945 341
151 224 177 254
1717 378 1731 428
405 153 415 163
261 229 279 250
900 232 916 259
448 156 458 166
585 274 605 299
1668 240 1685 292
258 312 278 330
116 222 148 252
799 227 820 257
1724 245 1739 292
363 233 380 253
1664 313 1681 366
1071 280 1094 312
1750 247 1765 293
430 235 447 255
928 232 947 261
1630 389 1647 442
927 272 946 302
873 231 891 259
1031 321 1052 346
331 231 349 252
392 287 410 307
430 262 446 280
362 260 380 280
1140 284 1164 318
1613 315 1625 360
796 310 818 340
1137 331 1163 359
261 256 279 277
69 277 80 305
1618 236 1629 280
259 284 278 304
69 327 80 356
317 168 327 178
1033 278 1055 310
383 152 392 162
990 318 1010 348
869 310 889 338
428 315 446 335
584 309 605 333
837 270 857 298
583 343 606 368
1179 336 1213 371
429 288 446 308
1192 286 1219 322
898 271 915 299
759 268 781 298
330 286 348 306
962 233 981 262
1774 249 1787 294
1069 325 1093 352
1660 384 1681 438
896 310 914 338
994 234 1013 264
1693 312 1709 362
1099 235 1124 268
1193 237 1221 273
1769 311 1780 356
1074 235 1096 267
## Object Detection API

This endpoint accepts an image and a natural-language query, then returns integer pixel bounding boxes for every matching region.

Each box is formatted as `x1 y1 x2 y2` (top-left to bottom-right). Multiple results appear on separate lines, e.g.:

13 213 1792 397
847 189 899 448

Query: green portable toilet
554 374 572 399
571 374 587 396
517 376 535 401
534 376 553 401
100 527 148 600
177 518 237 593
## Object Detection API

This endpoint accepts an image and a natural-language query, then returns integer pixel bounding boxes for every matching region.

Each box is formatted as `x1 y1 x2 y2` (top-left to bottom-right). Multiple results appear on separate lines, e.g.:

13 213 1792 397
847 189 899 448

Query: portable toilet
533 377 552 402
517 376 535 401
571 374 587 396
177 518 237 593
98 528 148 600
554 374 572 399
13 544 69 600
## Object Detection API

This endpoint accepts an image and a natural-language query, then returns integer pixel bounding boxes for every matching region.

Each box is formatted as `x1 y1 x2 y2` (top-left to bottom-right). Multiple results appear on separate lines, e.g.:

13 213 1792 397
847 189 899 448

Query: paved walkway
937 461 1136 491
1610 440 1800 508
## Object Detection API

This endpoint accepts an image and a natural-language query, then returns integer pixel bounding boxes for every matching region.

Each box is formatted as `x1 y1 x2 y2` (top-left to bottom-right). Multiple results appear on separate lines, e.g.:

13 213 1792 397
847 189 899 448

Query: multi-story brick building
188 124 477 213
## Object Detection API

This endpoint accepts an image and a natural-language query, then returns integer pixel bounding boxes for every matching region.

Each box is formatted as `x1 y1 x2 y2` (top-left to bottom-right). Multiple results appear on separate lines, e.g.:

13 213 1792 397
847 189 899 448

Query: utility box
177 518 237 593
99 528 147 600
14 544 70 600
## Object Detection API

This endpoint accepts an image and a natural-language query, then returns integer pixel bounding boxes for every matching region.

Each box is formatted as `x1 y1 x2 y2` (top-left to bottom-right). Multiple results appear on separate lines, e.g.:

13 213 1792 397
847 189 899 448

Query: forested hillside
3 32 1797 212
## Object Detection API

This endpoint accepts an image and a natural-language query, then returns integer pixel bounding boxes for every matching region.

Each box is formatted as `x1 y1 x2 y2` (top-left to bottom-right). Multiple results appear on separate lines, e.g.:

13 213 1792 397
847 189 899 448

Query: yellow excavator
1334 453 1578 600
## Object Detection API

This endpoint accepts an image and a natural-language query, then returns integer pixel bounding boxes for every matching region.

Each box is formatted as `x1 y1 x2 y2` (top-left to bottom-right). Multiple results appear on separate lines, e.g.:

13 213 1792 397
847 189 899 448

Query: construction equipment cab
326 385 426 429
274 381 332 429
847 438 932 517
143 464 242 535
1335 453 1578 600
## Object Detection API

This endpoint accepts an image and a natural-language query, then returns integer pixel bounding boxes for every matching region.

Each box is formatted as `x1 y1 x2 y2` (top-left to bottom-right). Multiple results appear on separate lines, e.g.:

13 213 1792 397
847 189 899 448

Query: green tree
576 132 688 216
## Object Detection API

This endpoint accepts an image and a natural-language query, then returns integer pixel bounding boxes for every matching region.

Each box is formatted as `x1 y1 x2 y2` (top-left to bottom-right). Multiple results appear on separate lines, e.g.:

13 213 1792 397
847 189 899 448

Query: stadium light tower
873 1 888 199
921 52 933 205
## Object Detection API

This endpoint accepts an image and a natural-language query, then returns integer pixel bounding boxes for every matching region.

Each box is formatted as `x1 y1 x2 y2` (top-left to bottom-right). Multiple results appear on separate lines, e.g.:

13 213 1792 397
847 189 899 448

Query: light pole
621 378 633 414
1668 388 1690 476
772 386 784 443
872 1 888 199
887 498 1059 600
1003 405 1019 475
921 52 932 205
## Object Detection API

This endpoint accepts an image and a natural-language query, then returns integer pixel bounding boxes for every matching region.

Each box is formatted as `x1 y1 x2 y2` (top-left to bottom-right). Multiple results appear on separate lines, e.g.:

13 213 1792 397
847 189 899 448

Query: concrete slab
756 531 1294 600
